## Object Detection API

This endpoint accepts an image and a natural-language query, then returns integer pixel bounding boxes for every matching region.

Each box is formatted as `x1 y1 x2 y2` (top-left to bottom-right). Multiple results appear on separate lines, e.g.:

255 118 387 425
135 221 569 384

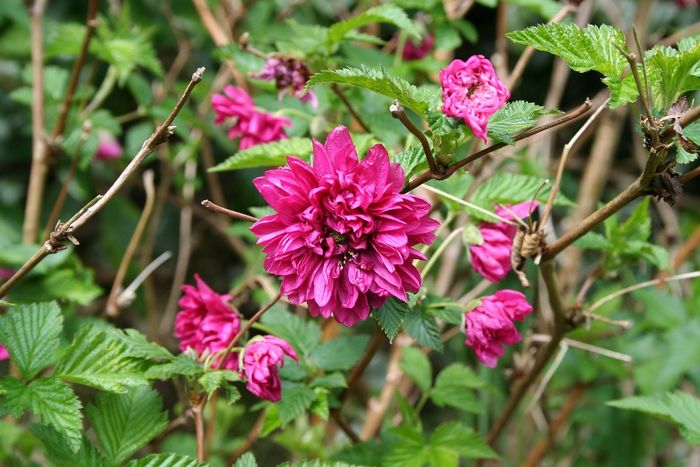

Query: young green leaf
404 308 443 352
87 386 168 465
373 298 410 342
487 101 562 144
645 38 700 110
400 346 432 393
308 335 370 371
197 370 240 398
429 421 498 460
0 301 62 379
126 453 208 467
210 138 312 172
392 146 429 181
307 66 440 118
327 4 419 46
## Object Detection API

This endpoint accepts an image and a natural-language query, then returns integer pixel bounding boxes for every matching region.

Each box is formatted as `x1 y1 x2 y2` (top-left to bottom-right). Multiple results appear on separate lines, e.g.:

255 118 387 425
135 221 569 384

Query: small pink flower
402 33 435 61
174 274 241 370
242 335 298 402
0 345 8 361
464 290 533 367
95 131 123 160
253 57 317 107
211 85 291 150
250 126 439 326
469 201 536 283
0 268 14 280
440 56 510 141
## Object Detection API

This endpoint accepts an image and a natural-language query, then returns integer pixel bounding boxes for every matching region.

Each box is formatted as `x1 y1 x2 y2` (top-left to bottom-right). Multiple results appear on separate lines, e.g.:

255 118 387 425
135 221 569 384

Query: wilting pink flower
253 57 317 107
174 274 241 369
95 131 122 160
464 289 533 367
250 126 439 326
469 201 536 283
402 33 435 61
242 335 298 402
440 56 510 141
211 85 291 150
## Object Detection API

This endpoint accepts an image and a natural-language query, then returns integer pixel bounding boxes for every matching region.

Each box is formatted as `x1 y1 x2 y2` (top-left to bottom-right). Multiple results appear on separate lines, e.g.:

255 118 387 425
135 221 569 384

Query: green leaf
113 329 174 362
430 364 484 413
430 421 498 460
507 24 627 75
404 307 444 352
309 387 330 421
373 298 409 342
504 0 561 19
392 146 429 181
400 346 432 392
87 386 168 465
328 4 419 46
307 65 439 118
32 424 106 467
197 370 240 397
573 232 611 250
310 373 347 389
309 335 370 371
55 326 149 393
233 452 258 467
383 425 429 467
126 453 208 467
0 301 62 379
46 22 88 57
91 22 163 84
608 391 700 445
676 144 699 164
278 384 316 424
0 377 82 452
646 38 700 109
261 306 321 357
145 354 202 380
222 384 242 405
210 138 312 172
487 101 561 144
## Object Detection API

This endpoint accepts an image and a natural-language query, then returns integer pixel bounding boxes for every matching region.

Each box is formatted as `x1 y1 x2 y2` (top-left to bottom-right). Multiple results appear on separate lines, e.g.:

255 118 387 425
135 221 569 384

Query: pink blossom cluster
212 85 291 150
464 290 533 367
469 201 535 283
253 57 317 107
250 126 439 326
440 55 510 141
242 335 298 402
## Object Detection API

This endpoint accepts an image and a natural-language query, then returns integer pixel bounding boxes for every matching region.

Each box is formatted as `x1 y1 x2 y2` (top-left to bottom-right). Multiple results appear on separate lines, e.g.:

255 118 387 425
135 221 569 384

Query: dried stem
106 170 156 318
390 101 440 175
331 84 371 133
331 411 361 443
201 199 259 223
118 251 173 308
403 100 592 193
192 395 207 461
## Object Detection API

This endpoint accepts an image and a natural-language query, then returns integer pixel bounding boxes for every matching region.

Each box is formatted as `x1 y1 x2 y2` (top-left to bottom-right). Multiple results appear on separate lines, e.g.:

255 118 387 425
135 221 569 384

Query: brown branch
331 410 361 443
201 199 258 223
331 84 371 133
227 411 265 463
390 101 440 175
106 170 156 318
403 99 592 193
191 394 207 461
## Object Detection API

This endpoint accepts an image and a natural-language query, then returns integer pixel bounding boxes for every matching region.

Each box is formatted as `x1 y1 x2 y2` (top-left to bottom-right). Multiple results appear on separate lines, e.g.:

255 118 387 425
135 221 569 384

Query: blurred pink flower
174 274 241 370
211 85 291 150
0 345 8 361
0 268 13 280
253 57 317 107
242 335 298 402
250 126 439 326
95 131 123 160
464 289 533 367
440 56 510 141
469 201 536 283
402 33 435 61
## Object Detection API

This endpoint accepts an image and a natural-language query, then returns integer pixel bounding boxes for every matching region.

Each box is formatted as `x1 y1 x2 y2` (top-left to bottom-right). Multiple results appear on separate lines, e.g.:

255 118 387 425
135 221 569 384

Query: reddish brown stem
201 199 258 223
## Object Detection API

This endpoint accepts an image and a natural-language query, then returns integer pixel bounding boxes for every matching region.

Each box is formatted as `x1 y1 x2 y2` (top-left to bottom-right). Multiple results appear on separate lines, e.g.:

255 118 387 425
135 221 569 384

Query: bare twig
332 84 371 133
118 251 173 308
191 394 207 461
106 170 157 318
331 411 361 443
201 199 258 223
390 101 440 174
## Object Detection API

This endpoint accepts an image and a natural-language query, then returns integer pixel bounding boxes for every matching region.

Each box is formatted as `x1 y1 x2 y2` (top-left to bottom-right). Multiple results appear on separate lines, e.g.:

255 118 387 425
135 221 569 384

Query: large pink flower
174 274 241 369
440 56 510 141
250 126 439 326
464 289 533 367
242 335 298 402
253 57 317 107
211 85 291 150
470 201 536 283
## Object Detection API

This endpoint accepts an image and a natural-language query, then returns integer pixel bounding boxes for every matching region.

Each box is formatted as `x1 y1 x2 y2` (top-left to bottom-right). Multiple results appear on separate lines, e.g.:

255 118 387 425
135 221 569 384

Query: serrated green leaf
113 329 174 362
145 354 202 380
88 386 168 465
328 4 419 46
222 384 242 405
32 424 106 467
211 138 312 172
646 38 700 110
487 101 561 144
91 22 163 84
309 335 370 371
0 377 82 452
573 232 611 250
373 298 409 342
310 373 347 389
0 301 62 379
308 66 439 118
198 370 240 397
404 308 444 352
46 22 88 57
400 347 432 392
233 452 258 467
126 453 208 467
383 425 428 467
430 364 484 413
392 146 428 180
309 387 330 421
260 306 321 357
278 384 316 424
676 144 699 164
55 326 148 393
430 422 498 459
608 391 700 445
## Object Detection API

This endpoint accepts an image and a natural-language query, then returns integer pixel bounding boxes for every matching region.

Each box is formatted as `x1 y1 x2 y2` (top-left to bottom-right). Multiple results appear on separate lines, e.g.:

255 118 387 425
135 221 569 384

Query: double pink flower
242 335 298 402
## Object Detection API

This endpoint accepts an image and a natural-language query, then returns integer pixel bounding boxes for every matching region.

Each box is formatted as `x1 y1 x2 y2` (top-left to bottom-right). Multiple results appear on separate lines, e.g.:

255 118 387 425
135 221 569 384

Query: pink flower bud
95 131 123 160
242 335 298 402
253 57 317 107
464 289 533 367
440 56 510 141
402 33 435 61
